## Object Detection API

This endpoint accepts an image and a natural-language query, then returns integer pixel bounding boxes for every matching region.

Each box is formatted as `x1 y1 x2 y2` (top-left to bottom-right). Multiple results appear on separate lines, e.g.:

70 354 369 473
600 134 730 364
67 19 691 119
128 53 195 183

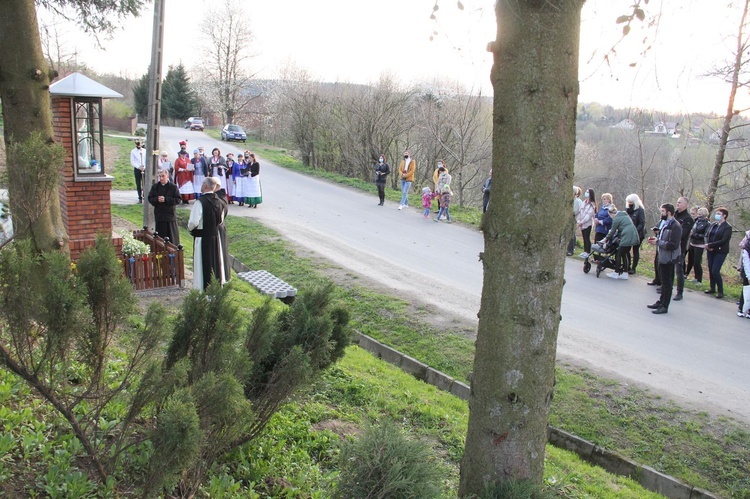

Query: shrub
335 421 445 499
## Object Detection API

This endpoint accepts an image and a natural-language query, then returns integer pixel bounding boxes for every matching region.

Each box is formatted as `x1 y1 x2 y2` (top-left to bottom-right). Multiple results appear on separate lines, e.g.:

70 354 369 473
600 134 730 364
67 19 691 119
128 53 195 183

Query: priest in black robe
188 178 228 290
148 170 182 245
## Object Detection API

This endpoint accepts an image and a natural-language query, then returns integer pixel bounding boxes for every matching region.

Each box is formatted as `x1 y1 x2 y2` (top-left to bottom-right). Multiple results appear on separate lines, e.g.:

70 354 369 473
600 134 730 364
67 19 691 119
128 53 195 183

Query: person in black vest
647 204 682 314
672 196 695 301
704 207 733 299
188 178 228 290
147 170 182 245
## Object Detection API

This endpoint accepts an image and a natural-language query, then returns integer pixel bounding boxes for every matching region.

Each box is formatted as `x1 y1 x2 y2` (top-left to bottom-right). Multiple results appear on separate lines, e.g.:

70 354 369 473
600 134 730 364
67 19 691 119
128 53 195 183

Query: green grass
105 135 139 190
218 211 749 498
107 140 749 496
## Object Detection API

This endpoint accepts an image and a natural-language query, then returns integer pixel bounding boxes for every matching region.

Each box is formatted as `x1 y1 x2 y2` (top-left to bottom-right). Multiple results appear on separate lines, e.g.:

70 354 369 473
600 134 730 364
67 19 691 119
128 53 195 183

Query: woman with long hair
625 193 646 274
576 188 597 257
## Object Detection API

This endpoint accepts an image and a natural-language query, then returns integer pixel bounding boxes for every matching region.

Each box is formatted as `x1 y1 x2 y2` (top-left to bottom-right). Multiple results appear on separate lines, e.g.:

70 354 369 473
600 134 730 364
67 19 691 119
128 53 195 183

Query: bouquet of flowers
119 231 150 256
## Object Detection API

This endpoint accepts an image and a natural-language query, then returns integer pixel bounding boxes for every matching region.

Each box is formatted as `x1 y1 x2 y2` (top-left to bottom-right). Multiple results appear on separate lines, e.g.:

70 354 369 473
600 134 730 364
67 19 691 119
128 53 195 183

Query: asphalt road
111 126 750 423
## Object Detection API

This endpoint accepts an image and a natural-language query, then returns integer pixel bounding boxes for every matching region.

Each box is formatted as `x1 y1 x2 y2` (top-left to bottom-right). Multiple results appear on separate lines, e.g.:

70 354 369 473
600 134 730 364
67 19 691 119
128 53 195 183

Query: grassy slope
111 204 749 497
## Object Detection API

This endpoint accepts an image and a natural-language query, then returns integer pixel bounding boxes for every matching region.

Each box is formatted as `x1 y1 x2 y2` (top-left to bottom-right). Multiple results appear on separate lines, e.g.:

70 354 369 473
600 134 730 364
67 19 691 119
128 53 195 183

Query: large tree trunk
0 0 68 253
459 1 583 494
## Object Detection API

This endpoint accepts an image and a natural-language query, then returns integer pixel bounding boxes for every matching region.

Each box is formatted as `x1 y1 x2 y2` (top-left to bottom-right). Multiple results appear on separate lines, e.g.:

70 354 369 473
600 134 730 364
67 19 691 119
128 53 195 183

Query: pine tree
162 63 198 125
132 70 149 120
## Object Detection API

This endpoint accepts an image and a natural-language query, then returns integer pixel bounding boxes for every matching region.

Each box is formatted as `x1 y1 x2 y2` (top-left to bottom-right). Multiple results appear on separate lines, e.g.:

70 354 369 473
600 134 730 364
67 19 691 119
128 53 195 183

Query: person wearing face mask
129 139 146 203
576 188 597 257
672 196 695 301
704 207 733 299
397 150 416 210
433 161 450 212
374 154 390 206
567 186 584 256
625 193 645 274
646 203 682 314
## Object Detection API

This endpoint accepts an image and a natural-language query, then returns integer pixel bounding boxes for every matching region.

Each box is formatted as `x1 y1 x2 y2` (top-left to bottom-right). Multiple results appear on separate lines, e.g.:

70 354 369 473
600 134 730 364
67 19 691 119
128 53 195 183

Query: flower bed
120 230 184 290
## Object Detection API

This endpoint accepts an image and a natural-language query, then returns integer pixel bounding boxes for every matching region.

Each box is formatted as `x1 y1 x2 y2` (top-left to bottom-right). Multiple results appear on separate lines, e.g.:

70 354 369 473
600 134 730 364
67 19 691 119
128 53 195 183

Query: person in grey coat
646 203 682 314
481 170 492 213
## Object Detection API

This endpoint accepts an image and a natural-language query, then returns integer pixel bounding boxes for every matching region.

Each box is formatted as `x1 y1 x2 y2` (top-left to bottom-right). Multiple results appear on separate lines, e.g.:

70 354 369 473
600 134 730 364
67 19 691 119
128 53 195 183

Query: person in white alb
130 139 146 203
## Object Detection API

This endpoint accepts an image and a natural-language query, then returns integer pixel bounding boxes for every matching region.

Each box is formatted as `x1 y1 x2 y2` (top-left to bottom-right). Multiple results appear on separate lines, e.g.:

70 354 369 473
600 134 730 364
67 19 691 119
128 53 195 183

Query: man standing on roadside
147 170 182 245
397 150 416 210
673 196 694 301
129 139 146 203
647 203 682 315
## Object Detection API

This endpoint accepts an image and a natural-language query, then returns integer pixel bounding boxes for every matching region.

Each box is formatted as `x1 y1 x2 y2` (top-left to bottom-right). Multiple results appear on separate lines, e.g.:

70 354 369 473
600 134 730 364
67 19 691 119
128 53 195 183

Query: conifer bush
335 421 445 499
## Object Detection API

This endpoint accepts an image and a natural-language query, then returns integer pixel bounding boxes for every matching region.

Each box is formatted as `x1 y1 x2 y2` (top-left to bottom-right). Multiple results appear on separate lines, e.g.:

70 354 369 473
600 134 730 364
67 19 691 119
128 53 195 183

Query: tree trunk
0 0 68 253
706 0 749 213
459 1 583 495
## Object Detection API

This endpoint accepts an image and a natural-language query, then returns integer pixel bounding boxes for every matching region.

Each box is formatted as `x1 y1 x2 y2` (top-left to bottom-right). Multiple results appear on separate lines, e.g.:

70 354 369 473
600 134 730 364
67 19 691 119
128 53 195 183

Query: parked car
184 116 202 129
221 124 247 142
189 119 205 131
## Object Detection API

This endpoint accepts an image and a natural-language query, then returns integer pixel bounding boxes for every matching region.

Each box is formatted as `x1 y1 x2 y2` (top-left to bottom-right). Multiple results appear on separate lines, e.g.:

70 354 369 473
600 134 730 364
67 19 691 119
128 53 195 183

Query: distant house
709 130 750 148
645 121 681 138
610 118 636 130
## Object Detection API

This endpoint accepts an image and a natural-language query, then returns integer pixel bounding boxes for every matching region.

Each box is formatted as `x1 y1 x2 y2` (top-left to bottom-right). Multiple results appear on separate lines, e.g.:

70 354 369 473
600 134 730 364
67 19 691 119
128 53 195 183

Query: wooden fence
120 230 185 290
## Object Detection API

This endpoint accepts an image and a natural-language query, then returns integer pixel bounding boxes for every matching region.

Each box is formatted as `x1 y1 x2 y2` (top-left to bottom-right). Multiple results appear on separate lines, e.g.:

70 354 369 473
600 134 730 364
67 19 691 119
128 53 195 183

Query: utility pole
144 0 165 230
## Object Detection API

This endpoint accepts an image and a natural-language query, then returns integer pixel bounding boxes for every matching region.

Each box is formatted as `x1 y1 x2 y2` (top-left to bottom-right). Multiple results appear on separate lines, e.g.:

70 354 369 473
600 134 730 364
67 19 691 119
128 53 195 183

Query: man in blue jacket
646 203 682 314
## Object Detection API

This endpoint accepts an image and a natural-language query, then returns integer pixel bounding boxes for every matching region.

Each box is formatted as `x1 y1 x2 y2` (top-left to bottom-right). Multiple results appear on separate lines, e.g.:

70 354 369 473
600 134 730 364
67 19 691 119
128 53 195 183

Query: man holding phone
646 203 682 314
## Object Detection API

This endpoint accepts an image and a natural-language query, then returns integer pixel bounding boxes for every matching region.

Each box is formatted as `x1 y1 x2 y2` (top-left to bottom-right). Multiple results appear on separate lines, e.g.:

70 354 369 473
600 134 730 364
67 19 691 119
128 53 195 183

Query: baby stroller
583 233 619 277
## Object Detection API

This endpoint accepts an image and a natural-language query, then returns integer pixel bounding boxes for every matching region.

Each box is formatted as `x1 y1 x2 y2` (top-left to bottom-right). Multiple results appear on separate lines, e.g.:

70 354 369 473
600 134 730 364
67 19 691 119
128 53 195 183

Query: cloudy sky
41 0 746 115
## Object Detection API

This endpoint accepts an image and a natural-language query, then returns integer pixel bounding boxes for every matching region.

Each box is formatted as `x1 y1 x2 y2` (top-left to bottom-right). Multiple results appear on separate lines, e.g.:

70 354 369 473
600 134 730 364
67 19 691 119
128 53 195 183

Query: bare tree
270 64 330 168
418 82 491 207
202 0 258 125
332 74 416 179
706 0 750 212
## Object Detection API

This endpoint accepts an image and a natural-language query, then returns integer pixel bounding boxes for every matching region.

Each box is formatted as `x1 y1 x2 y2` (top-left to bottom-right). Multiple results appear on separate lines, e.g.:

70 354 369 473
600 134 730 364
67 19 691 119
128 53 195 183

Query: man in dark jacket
647 203 682 314
673 197 695 301
147 170 182 245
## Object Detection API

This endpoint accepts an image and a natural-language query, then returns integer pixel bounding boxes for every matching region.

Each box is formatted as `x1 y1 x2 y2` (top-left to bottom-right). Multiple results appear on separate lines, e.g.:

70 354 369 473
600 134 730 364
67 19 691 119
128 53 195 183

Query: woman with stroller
625 193 646 274
603 204 640 280
577 189 597 258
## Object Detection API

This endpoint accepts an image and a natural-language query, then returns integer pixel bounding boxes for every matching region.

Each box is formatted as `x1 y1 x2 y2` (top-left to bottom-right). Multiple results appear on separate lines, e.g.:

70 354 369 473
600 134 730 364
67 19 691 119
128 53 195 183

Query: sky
40 0 747 116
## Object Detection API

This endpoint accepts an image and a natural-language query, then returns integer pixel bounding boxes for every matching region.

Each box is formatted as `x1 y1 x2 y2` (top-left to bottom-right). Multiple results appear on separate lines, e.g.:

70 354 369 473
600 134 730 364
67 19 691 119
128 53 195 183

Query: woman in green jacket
604 204 640 280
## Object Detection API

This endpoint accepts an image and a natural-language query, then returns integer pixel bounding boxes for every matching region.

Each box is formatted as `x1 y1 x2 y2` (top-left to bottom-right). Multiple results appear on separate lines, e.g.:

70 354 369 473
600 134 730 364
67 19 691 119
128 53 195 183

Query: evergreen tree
132 70 149 120
162 63 198 125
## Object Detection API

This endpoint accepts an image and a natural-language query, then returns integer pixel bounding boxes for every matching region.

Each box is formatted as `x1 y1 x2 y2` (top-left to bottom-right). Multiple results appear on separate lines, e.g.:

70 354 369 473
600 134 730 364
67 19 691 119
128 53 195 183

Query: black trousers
616 245 632 274
675 251 685 293
652 249 661 285
657 261 675 310
629 241 641 271
581 226 592 254
376 183 386 204
134 168 143 201
685 246 704 282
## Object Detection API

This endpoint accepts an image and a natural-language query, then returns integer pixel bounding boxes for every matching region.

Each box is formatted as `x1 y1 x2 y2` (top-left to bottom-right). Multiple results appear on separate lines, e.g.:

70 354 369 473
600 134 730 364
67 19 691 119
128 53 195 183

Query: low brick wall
352 332 718 499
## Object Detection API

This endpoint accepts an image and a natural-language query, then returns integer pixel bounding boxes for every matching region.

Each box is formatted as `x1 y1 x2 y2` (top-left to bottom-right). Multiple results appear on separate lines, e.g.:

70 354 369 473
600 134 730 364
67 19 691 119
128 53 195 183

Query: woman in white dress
234 153 249 206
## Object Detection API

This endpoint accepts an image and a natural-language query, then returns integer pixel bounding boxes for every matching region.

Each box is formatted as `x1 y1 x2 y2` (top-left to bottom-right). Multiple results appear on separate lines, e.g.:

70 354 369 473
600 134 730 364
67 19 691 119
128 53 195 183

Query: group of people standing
570 187 736 315
132 140 263 208
373 152 455 222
